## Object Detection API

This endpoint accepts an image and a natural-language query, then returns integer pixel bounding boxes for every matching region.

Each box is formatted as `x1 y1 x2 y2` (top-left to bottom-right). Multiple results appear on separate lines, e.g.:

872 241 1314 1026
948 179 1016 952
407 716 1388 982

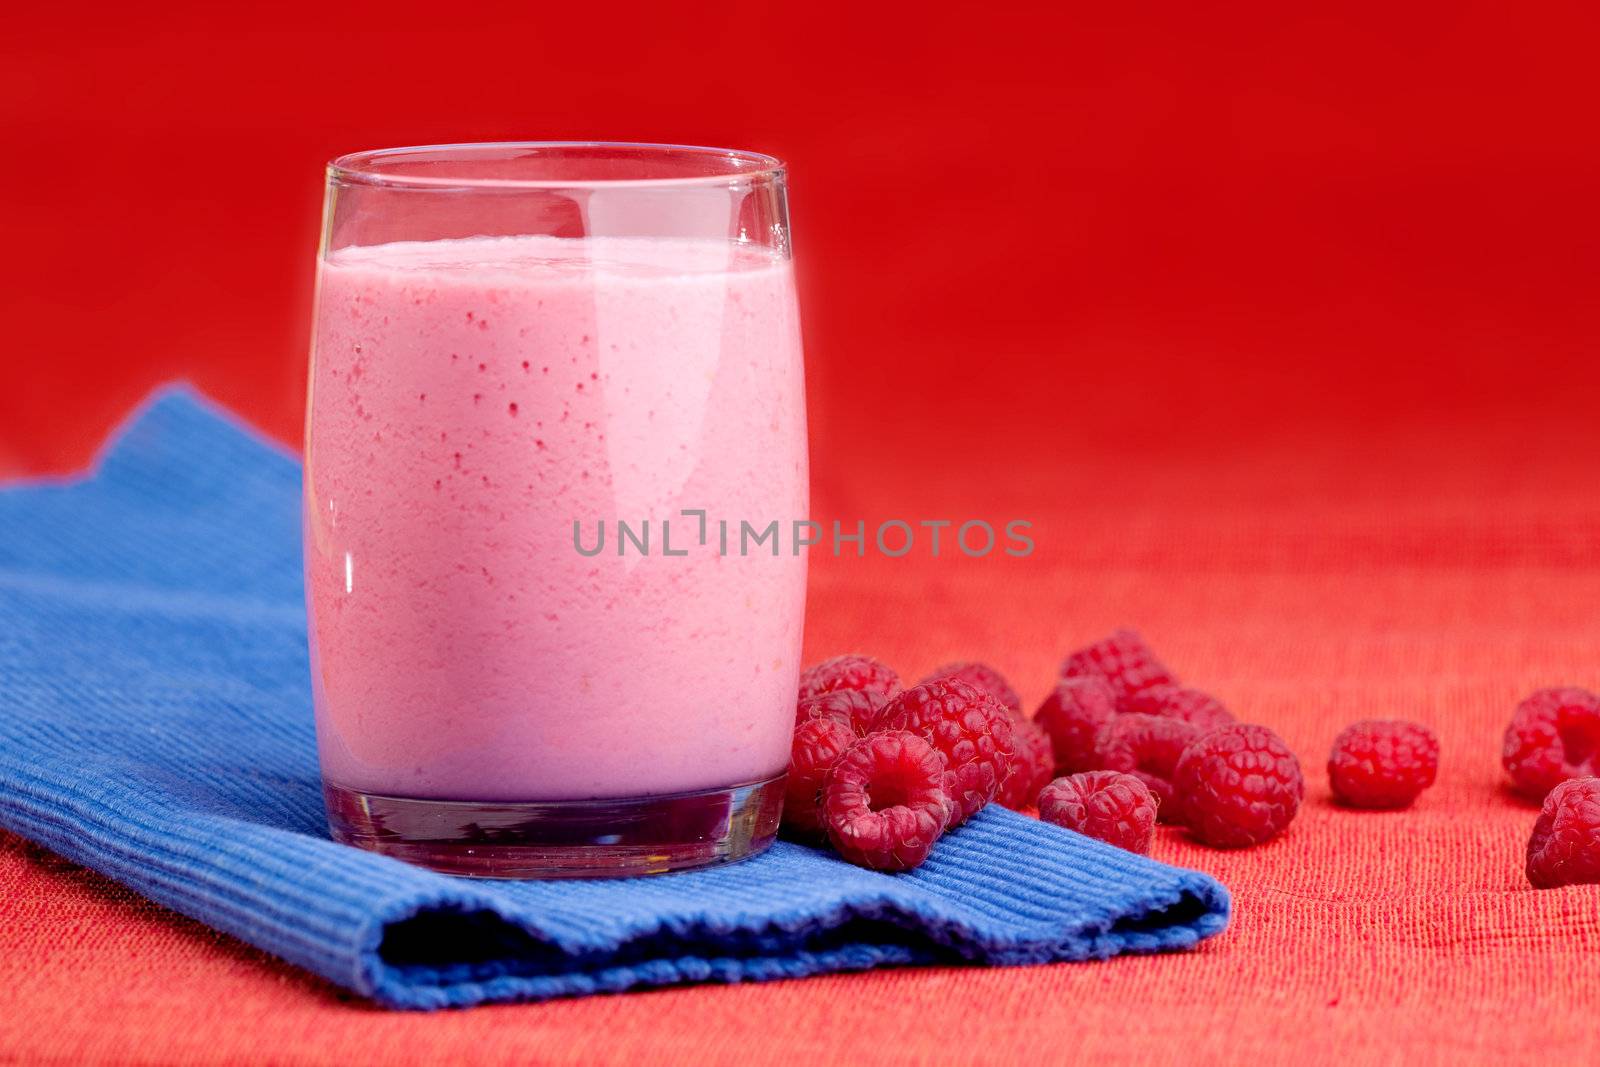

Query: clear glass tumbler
304 143 806 877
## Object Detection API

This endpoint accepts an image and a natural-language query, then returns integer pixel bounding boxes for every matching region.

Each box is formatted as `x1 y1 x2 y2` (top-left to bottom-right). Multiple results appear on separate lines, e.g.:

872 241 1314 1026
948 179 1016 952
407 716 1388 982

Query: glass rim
327 141 786 191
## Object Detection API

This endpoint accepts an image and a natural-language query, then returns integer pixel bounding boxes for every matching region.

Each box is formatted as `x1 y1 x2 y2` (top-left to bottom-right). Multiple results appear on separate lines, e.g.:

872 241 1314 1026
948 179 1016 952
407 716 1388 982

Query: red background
5 4 1600 1064
5 1 1597 489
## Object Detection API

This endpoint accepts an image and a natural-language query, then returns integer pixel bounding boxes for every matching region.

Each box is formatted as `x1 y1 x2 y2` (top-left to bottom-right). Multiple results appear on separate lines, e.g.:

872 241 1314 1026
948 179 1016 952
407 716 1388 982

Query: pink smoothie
305 235 806 801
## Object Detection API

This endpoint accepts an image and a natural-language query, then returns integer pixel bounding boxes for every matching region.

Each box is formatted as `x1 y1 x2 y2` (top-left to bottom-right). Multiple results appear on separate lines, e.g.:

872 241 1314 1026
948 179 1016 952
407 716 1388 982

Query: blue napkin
0 386 1229 1009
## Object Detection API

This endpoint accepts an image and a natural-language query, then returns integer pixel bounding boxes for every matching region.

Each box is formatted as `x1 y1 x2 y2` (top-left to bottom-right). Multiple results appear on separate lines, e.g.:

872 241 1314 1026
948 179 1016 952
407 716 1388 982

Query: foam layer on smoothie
306 235 806 801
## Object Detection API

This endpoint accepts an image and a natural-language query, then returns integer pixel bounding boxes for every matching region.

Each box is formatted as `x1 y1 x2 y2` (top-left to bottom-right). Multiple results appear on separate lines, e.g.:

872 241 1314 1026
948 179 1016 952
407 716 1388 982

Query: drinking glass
304 143 806 877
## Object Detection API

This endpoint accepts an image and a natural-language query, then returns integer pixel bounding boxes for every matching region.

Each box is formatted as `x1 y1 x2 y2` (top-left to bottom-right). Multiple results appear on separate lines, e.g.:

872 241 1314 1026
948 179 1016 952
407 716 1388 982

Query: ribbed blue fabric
0 386 1229 1009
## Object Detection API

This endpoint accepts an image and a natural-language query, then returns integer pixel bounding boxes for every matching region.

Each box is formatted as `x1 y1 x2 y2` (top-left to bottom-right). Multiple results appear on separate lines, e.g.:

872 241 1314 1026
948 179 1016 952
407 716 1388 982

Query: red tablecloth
5 424 1597 1066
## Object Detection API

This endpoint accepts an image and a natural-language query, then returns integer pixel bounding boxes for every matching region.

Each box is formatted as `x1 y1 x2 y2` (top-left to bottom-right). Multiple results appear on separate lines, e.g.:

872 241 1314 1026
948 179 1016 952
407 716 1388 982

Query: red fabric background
5 1 1598 480
3 2 1600 1063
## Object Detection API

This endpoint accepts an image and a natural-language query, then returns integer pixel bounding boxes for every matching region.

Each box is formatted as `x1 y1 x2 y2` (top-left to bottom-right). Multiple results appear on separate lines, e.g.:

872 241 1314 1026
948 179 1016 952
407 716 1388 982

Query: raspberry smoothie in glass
304 144 805 877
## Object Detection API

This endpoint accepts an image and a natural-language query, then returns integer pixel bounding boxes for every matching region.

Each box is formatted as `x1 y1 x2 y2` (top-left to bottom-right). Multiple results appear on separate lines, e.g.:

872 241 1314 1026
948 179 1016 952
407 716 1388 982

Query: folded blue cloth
0 386 1229 1008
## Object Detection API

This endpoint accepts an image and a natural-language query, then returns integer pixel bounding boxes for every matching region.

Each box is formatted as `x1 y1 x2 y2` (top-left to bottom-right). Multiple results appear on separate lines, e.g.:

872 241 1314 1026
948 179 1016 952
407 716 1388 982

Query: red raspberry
1327 719 1440 809
1038 771 1159 854
1173 724 1304 848
919 661 1022 715
996 715 1056 809
1033 675 1117 774
1502 687 1600 800
1095 713 1200 822
821 730 948 871
795 688 884 736
1122 685 1235 732
796 654 902 706
1526 776 1600 888
1060 629 1176 704
878 679 1016 827
783 716 858 835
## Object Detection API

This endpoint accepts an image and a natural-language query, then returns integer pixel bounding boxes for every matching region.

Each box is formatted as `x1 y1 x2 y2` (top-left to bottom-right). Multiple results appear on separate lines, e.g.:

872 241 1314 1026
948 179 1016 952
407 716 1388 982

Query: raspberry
878 679 1016 827
1121 685 1235 732
1526 777 1600 888
796 654 902 706
783 716 858 835
1038 771 1159 854
1096 713 1200 821
1033 675 1117 774
821 730 948 871
1502 687 1600 800
1173 724 1304 848
996 715 1056 809
1060 629 1176 704
795 688 884 736
919 661 1022 715
1327 719 1440 809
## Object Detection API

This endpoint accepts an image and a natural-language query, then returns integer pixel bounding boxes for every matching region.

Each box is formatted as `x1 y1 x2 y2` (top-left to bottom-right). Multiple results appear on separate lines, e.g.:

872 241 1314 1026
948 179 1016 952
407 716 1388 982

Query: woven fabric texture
3 388 1598 1064
0 387 1226 1012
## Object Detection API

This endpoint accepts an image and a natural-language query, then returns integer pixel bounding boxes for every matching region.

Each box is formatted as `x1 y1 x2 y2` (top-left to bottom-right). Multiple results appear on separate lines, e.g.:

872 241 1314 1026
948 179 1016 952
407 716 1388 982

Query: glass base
322 773 786 879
